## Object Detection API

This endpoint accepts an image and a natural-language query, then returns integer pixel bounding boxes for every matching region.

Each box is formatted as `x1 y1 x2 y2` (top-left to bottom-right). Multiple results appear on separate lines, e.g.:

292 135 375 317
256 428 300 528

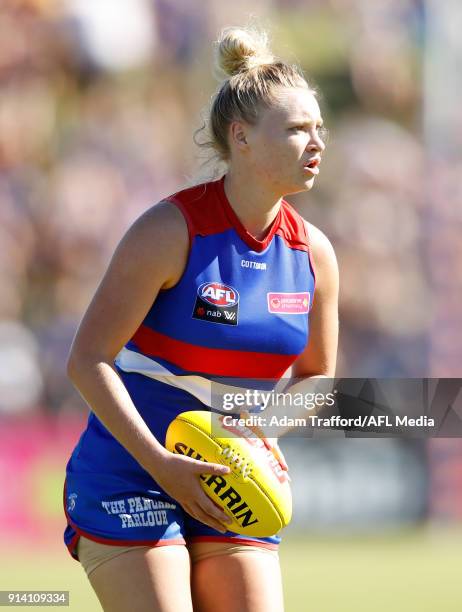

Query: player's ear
229 121 249 150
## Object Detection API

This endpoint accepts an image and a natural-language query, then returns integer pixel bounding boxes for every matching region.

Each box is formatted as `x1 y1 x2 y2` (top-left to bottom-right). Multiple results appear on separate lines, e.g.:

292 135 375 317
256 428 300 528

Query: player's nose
306 133 325 154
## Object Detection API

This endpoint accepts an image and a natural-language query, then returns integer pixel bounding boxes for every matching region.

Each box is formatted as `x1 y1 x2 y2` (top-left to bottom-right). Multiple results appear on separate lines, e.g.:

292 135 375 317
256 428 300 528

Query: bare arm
277 223 339 426
251 223 339 445
292 221 339 379
67 201 231 531
67 201 187 472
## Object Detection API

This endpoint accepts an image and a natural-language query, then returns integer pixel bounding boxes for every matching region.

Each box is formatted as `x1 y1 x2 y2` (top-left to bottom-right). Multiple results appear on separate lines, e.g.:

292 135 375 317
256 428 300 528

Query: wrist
143 443 171 478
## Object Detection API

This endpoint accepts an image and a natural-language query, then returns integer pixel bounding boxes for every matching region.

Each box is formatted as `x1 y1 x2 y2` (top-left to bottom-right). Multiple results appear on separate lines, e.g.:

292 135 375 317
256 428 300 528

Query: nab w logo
193 281 239 326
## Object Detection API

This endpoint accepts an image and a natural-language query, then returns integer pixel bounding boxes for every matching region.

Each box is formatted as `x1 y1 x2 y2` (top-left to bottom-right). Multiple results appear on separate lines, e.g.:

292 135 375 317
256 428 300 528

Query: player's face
244 87 326 195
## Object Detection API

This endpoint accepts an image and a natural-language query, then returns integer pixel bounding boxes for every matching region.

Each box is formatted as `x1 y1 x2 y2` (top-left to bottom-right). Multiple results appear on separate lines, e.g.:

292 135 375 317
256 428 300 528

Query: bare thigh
190 543 284 612
83 541 193 612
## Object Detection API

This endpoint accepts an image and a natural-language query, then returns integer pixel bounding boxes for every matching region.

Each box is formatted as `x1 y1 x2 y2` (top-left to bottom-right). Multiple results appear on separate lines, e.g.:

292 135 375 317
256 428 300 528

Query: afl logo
198 282 239 307
193 281 239 325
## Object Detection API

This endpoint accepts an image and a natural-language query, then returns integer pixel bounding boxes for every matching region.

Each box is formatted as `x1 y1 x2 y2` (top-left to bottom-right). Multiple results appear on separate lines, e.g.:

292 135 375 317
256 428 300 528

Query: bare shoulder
68 199 190 362
117 199 189 289
305 221 336 265
123 199 188 254
304 221 339 294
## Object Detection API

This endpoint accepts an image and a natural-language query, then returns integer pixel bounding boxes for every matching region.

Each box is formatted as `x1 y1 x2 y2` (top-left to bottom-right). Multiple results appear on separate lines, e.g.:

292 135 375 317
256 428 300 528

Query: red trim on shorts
187 536 279 550
66 532 80 561
71 522 186 548
62 479 185 562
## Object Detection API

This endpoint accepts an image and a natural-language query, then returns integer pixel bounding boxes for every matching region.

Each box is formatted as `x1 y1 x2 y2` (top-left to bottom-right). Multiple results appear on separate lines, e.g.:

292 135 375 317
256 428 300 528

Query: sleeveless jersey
63 176 315 554
115 175 315 391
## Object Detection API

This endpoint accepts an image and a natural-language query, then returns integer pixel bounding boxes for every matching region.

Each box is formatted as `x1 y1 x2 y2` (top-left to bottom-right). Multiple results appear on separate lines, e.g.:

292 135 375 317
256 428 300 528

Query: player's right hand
151 451 233 533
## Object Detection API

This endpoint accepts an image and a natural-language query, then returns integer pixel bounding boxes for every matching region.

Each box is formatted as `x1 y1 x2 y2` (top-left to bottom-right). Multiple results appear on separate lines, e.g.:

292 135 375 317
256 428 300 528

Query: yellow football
165 410 292 537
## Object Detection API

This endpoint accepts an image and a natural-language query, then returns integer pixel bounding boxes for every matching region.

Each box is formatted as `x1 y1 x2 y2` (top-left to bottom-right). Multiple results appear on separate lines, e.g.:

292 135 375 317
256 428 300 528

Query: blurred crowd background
1 0 461 420
1 0 462 599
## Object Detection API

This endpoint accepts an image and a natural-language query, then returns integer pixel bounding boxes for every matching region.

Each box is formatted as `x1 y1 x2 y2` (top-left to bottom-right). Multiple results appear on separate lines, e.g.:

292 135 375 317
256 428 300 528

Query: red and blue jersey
117 175 315 381
63 176 315 556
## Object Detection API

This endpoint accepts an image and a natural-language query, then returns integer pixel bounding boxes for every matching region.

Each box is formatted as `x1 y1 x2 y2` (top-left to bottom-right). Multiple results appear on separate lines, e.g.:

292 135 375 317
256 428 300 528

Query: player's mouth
302 157 321 175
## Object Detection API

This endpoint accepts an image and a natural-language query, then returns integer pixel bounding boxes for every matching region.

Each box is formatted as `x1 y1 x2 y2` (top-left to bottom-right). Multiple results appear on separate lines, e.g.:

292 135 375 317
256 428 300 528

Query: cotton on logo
198 282 239 307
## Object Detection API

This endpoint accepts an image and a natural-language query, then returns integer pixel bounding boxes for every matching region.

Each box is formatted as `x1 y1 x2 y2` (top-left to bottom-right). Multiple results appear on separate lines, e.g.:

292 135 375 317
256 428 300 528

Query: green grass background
1 528 461 611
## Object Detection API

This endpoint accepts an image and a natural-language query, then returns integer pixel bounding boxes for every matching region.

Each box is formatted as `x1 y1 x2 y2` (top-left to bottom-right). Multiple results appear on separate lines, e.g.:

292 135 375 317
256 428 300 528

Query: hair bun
215 27 274 77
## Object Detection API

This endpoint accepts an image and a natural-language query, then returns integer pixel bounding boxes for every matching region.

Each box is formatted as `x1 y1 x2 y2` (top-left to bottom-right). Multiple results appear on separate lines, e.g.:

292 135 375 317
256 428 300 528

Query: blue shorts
63 474 280 560
63 370 281 561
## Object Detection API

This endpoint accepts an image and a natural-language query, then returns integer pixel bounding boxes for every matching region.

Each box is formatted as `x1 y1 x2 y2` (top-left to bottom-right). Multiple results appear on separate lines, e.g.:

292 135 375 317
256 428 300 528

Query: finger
191 460 230 475
271 444 289 471
258 435 288 471
184 503 225 532
240 410 268 440
191 503 229 533
188 479 232 525
197 494 232 525
263 436 280 452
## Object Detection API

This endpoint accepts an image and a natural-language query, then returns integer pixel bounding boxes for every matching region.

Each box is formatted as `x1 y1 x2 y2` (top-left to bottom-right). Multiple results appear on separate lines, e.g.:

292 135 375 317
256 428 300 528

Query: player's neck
223 171 282 240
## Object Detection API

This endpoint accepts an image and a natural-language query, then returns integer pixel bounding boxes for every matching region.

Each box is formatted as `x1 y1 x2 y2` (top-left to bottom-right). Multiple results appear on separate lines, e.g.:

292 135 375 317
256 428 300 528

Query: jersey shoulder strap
276 199 310 253
166 180 230 239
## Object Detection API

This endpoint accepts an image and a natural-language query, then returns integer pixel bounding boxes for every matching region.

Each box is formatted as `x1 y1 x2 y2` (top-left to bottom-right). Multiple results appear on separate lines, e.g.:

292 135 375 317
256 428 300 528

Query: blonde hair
194 26 312 174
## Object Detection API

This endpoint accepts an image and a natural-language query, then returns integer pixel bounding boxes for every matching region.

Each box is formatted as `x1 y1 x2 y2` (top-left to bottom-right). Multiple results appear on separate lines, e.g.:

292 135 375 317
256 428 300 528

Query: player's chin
288 176 316 195
303 177 316 190
302 170 317 188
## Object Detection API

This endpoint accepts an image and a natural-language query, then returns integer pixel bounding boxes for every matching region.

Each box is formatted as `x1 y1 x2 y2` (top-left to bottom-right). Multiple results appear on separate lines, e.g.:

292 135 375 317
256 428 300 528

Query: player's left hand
262 437 288 471
240 411 288 472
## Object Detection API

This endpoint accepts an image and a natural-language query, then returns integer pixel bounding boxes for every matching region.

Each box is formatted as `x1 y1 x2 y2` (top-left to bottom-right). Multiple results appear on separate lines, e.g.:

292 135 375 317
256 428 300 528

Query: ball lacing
219 444 252 478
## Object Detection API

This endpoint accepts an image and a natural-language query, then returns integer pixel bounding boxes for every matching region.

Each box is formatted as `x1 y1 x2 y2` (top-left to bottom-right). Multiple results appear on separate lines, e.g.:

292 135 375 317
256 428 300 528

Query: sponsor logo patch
241 259 267 270
192 282 239 325
67 493 77 512
267 292 310 314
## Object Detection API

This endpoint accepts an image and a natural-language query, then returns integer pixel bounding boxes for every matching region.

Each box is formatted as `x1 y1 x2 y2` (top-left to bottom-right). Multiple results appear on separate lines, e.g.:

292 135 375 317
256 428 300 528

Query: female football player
63 26 338 612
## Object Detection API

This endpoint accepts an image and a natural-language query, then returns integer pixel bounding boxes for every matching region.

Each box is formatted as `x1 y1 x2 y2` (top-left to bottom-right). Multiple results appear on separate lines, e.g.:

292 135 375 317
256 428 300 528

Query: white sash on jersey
115 347 214 407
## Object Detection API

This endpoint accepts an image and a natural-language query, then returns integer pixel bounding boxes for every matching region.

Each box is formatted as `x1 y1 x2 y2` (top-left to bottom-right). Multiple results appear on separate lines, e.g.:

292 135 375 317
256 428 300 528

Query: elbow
66 347 114 382
66 350 83 383
66 347 94 382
